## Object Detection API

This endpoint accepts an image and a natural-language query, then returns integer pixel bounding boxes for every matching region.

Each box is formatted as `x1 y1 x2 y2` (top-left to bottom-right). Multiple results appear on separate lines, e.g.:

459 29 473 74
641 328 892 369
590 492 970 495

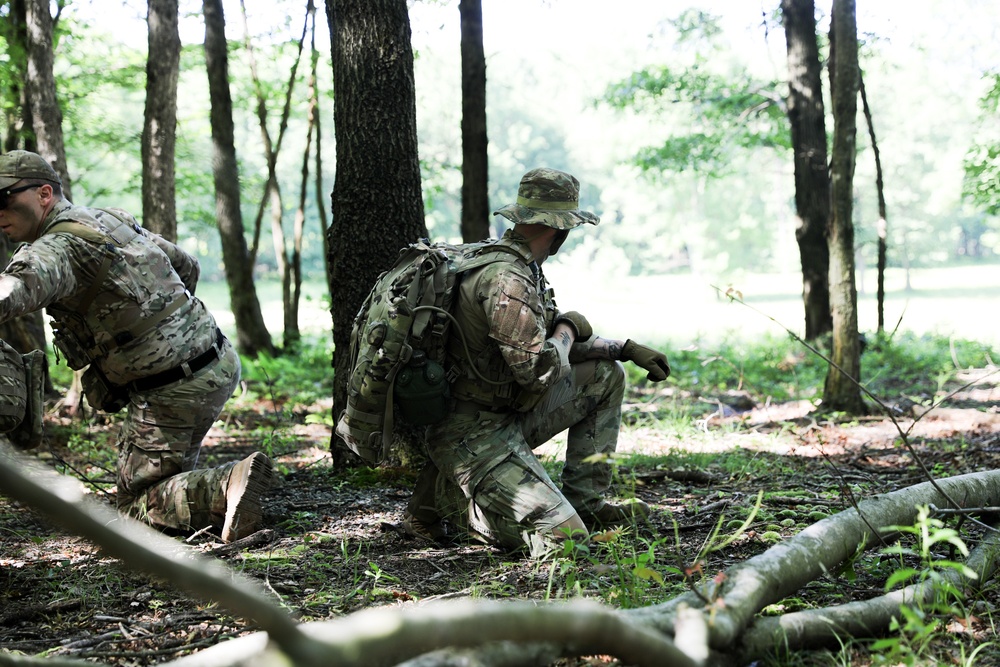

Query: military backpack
335 237 530 464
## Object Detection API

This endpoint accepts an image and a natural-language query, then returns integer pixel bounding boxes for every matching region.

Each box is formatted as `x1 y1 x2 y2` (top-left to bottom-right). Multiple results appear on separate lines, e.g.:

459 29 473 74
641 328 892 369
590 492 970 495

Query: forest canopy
4 0 998 289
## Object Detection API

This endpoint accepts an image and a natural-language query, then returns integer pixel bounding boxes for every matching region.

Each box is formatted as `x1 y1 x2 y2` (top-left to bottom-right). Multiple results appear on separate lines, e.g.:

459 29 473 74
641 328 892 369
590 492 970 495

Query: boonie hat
0 150 61 190
493 167 600 230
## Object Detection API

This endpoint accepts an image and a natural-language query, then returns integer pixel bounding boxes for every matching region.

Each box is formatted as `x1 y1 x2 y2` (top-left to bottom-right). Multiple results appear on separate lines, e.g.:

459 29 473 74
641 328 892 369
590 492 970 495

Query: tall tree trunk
459 0 489 242
24 0 71 202
141 0 180 241
202 0 275 358
822 0 865 413
2 0 30 152
10 0 63 397
311 6 330 283
859 76 888 334
326 0 427 456
780 0 832 341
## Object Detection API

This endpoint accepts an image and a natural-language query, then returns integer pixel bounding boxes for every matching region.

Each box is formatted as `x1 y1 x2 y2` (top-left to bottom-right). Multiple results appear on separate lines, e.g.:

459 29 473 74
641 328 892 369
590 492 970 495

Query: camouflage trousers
411 359 625 554
115 338 241 532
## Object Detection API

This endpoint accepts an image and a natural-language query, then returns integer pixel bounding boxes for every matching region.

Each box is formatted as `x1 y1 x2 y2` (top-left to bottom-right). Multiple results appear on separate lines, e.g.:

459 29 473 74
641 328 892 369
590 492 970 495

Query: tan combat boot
579 498 650 529
221 452 273 542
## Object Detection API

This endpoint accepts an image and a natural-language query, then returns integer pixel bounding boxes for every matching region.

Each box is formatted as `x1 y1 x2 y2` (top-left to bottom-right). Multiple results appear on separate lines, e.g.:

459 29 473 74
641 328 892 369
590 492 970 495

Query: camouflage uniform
0 194 254 536
409 227 625 556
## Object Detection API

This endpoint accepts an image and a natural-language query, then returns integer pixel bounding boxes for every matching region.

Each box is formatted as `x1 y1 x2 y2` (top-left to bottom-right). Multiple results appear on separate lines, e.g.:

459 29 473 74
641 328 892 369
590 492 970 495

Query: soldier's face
0 183 45 242
549 230 570 255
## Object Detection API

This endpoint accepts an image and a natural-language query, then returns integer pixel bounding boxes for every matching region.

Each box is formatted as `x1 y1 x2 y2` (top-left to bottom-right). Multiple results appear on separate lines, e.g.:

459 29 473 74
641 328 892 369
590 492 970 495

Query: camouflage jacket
447 229 570 410
0 200 219 385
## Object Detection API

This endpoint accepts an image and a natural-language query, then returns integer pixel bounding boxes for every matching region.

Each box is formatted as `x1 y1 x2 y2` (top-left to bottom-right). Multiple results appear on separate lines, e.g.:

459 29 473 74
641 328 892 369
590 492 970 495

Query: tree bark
1 0 31 152
460 0 490 243
24 0 71 202
326 0 427 457
780 0 832 341
310 7 331 282
821 0 865 413
859 76 888 334
202 0 275 357
141 0 180 241
10 0 63 396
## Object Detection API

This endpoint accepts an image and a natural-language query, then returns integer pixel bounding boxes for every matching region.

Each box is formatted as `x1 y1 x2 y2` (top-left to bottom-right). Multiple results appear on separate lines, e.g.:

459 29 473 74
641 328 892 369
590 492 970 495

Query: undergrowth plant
871 506 981 665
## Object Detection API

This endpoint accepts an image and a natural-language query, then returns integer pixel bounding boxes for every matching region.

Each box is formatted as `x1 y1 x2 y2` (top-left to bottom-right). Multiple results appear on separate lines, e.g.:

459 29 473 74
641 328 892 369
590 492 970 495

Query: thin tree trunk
781 0 832 341
142 0 180 240
243 0 307 267
860 75 888 334
288 64 316 347
202 0 274 357
459 0 489 242
822 0 865 413
310 3 330 282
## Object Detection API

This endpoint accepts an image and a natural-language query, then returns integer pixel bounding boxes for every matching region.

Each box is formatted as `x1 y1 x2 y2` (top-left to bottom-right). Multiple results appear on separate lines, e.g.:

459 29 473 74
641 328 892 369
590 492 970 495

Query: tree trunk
12 0 64 397
24 0 71 203
202 0 275 357
310 6 331 282
141 0 180 241
859 76 889 334
780 0 832 341
326 0 427 457
822 0 865 413
1 0 30 152
459 0 490 243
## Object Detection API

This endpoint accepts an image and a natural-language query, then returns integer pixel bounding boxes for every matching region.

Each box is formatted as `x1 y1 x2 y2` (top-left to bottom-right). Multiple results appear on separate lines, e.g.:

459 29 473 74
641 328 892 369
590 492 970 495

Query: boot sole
221 453 273 543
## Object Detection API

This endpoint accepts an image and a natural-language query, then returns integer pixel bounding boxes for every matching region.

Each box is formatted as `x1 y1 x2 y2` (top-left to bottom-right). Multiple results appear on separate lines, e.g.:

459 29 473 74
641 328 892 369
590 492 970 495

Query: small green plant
870 505 979 665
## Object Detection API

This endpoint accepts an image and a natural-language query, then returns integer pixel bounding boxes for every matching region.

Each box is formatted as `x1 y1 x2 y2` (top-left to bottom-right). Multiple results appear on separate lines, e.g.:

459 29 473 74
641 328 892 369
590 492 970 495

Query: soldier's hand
554 311 592 342
621 339 670 382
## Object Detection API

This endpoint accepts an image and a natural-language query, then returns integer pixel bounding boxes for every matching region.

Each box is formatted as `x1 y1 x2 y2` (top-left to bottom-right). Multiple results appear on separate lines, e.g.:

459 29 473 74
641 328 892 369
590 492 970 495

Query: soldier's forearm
583 336 625 361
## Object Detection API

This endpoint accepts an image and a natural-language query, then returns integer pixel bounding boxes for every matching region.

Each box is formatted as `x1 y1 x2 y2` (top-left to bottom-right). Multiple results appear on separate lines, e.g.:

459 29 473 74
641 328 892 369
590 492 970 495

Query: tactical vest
445 254 559 411
41 207 189 370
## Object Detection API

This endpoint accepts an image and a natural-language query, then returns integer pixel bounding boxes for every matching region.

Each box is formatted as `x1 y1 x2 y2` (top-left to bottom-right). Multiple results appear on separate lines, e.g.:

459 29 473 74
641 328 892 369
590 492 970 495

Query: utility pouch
51 323 93 370
394 351 450 426
0 340 27 432
82 365 129 413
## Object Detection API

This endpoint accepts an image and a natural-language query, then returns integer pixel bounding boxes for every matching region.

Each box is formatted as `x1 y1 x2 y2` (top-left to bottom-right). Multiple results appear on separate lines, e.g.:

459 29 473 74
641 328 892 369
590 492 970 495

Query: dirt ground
2 372 1000 666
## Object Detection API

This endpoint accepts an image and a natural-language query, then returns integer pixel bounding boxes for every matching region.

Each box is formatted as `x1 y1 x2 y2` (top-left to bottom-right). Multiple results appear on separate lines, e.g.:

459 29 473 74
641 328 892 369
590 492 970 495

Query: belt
128 329 225 393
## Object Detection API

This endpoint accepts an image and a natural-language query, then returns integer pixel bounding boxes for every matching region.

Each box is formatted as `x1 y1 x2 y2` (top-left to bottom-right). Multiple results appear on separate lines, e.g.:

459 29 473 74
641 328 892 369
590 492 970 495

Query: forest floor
2 369 1000 666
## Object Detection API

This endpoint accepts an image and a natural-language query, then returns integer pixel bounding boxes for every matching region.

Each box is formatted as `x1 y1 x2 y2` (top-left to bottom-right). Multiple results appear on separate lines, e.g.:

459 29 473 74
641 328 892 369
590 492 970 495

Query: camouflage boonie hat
0 150 61 190
493 168 600 230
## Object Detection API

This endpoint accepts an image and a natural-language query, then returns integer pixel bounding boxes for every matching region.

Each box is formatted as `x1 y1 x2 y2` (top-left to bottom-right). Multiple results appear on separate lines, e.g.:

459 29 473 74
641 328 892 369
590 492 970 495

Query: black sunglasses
0 184 42 210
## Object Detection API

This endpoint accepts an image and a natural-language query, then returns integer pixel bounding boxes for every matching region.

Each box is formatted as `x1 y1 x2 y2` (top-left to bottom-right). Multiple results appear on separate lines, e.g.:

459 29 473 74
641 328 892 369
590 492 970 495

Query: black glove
553 311 592 342
621 339 670 382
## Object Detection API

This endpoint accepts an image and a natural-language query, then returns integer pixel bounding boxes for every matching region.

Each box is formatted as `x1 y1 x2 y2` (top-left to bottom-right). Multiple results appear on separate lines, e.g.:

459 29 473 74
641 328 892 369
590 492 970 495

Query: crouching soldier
402 167 671 557
0 150 271 543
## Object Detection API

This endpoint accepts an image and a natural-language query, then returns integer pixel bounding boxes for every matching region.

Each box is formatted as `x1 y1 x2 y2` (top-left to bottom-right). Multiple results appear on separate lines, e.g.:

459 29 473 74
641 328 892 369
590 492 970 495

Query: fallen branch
737 519 1000 658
